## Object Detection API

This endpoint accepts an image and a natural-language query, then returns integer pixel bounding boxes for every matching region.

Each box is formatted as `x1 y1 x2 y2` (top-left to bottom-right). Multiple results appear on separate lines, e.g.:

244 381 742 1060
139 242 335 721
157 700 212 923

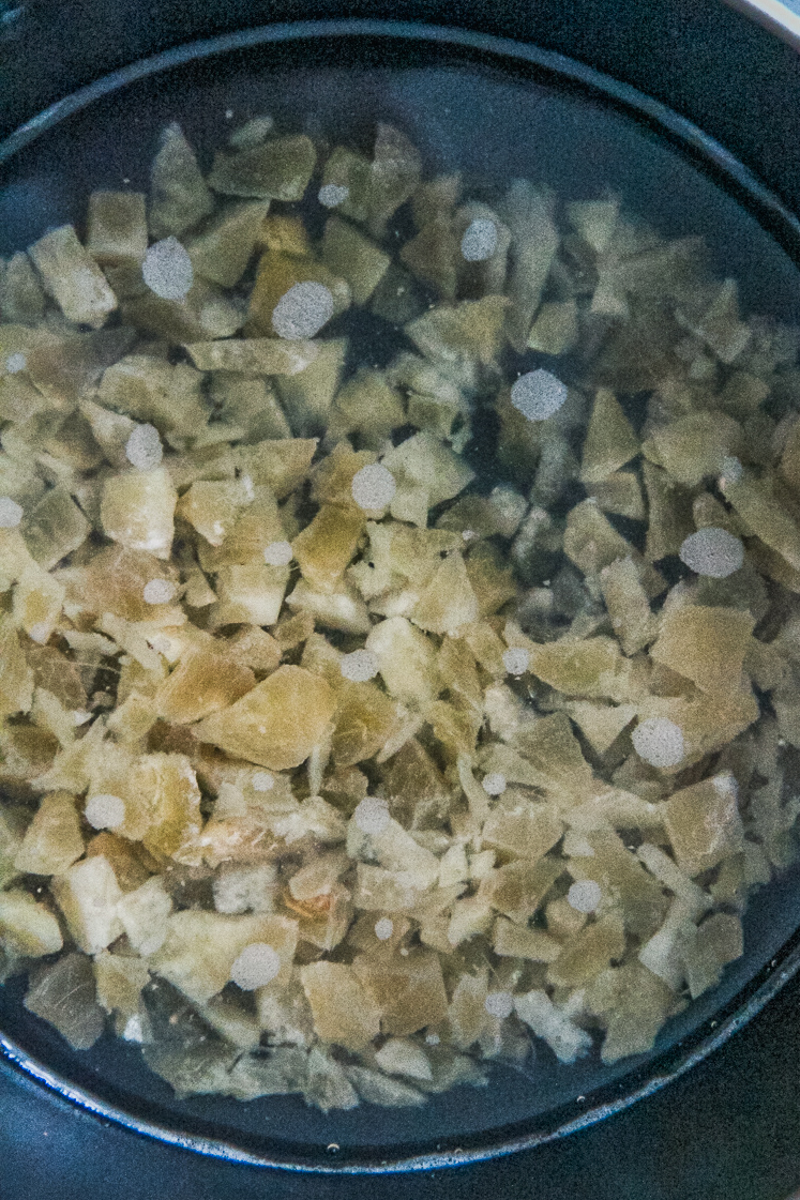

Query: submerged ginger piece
195 665 334 769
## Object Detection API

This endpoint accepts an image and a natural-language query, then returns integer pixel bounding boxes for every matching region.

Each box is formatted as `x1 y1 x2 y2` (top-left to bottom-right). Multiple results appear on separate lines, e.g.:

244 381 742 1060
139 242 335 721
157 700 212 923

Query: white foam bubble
340 648 379 682
230 942 281 990
679 527 744 578
503 647 530 676
126 423 163 470
632 717 685 768
252 771 275 793
460 217 498 262
482 772 507 796
425 1032 441 1046
5 353 27 374
567 879 603 913
142 236 194 300
354 796 391 836
351 462 396 511
85 793 126 830
0 496 23 528
484 990 514 1019
143 578 176 605
271 281 334 340
720 455 743 485
510 369 568 422
374 917 394 941
263 540 293 566
318 183 350 208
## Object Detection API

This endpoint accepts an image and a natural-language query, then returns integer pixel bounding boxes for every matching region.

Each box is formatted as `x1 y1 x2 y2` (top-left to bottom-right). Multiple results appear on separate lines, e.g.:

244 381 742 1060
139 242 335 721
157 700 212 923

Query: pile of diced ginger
0 113 799 1111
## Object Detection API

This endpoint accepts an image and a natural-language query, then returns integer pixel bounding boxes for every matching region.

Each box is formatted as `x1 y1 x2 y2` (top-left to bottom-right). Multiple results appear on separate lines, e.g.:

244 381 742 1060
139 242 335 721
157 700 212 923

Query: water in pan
2 43 800 1151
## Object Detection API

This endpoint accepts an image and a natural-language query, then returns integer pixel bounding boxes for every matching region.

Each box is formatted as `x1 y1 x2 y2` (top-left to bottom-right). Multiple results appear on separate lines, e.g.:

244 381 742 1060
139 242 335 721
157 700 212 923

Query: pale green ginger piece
101 467 177 559
600 556 658 656
151 910 298 1005
327 368 405 449
0 889 63 958
13 560 65 644
97 356 208 434
29 224 117 328
208 134 316 200
0 614 34 716
567 701 638 756
123 276 244 343
644 410 742 487
87 191 149 264
23 486 89 571
580 389 640 485
650 604 755 694
0 251 46 323
322 217 390 305
195 664 334 770
185 199 269 287
406 295 509 370
499 180 560 352
276 339 347 437
527 298 579 355
567 197 620 252
51 855 124 955
24 952 106 1050
185 337 320 376
664 775 745 875
149 123 214 238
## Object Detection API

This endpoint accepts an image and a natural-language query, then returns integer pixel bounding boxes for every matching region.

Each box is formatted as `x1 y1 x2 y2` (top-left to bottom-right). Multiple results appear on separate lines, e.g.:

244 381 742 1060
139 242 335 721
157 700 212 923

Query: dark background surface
3 1 800 1195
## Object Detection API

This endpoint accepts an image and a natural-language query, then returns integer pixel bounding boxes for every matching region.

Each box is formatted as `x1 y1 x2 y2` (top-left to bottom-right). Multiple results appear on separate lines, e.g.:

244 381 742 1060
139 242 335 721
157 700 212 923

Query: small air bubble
0 496 23 528
503 647 530 676
143 578 175 605
272 281 334 340
425 1032 440 1046
351 462 396 511
567 879 603 912
263 540 293 566
679 527 744 578
318 183 350 208
28 623 50 644
720 455 743 485
126 423 163 470
485 991 514 1019
354 796 390 836
374 917 394 940
461 217 498 262
85 793 126 830
510 369 567 422
341 648 379 682
482 772 507 796
632 717 685 768
230 943 281 990
142 236 194 300
5 352 26 374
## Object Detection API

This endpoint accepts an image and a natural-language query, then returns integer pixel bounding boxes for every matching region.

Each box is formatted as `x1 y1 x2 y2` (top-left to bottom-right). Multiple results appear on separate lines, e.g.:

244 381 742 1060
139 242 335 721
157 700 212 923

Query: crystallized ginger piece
292 504 364 593
195 664 334 770
580 389 639 485
29 225 117 328
650 605 754 693
155 646 256 724
101 467 177 560
300 960 381 1050
664 775 745 875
